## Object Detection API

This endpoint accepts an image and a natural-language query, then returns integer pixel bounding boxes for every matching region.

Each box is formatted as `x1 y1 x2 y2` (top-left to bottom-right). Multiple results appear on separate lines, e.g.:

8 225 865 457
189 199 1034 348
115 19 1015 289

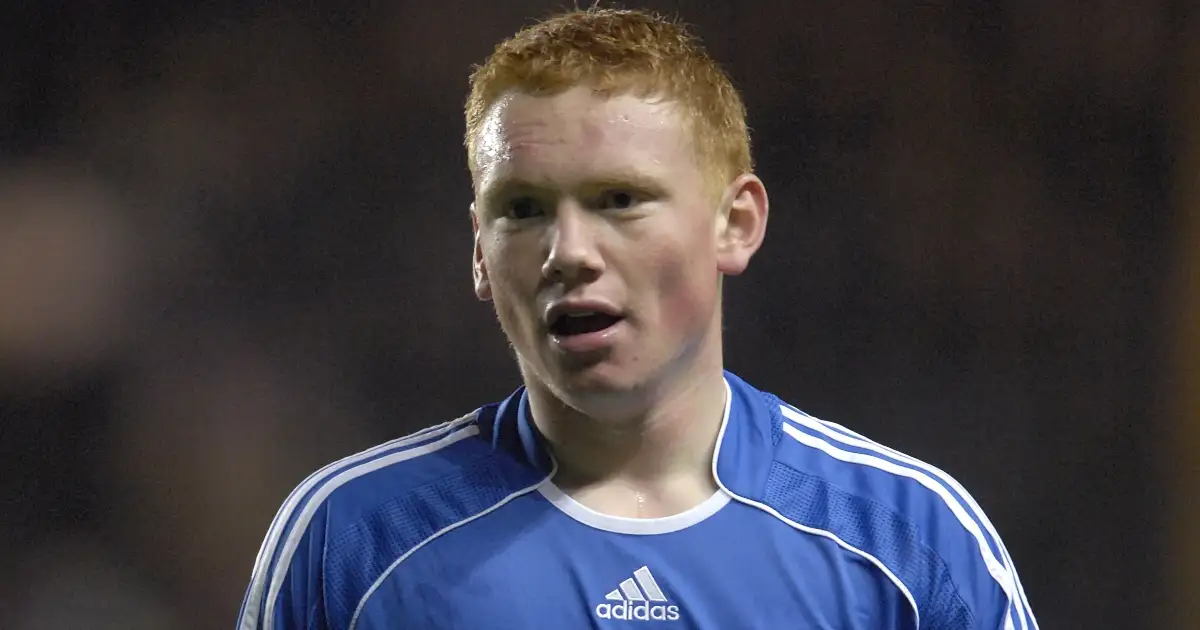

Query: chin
549 358 635 391
540 358 661 416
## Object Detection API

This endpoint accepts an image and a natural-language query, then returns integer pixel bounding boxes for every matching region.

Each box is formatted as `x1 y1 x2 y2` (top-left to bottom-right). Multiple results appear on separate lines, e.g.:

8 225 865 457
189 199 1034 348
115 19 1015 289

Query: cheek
484 243 541 326
486 260 524 314
641 240 719 332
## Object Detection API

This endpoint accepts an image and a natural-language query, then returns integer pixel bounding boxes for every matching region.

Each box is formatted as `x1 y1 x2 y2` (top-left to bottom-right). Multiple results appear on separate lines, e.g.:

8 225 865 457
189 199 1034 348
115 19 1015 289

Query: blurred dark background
1 1 1196 628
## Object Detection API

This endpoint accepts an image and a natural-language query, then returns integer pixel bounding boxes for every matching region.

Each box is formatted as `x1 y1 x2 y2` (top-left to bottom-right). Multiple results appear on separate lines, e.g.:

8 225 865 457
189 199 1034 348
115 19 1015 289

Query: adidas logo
594 566 680 622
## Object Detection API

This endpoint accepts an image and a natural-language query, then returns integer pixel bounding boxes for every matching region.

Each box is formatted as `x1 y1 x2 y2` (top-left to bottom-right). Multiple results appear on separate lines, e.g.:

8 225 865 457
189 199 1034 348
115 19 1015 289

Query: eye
505 196 544 220
599 190 638 210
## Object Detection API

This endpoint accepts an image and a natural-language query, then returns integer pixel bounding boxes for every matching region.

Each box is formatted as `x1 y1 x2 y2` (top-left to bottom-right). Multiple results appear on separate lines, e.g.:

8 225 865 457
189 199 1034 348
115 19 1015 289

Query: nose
541 204 604 284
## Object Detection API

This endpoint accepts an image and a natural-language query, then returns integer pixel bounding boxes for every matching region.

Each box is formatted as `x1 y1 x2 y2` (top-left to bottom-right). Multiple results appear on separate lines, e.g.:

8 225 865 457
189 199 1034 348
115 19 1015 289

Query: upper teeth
566 312 596 318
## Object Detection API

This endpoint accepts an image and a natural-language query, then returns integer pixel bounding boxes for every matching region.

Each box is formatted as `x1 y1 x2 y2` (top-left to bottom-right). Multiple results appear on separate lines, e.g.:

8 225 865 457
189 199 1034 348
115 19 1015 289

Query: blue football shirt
237 371 1037 630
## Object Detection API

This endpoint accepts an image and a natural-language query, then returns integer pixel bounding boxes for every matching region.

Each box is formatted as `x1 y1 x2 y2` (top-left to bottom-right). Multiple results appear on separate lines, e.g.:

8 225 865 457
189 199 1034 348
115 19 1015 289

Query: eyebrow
482 170 669 203
578 171 669 197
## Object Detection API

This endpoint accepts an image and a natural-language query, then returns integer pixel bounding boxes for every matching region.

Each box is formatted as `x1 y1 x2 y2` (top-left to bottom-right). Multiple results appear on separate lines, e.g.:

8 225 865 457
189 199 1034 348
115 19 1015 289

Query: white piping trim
710 380 920 627
813 414 1038 630
779 421 1013 630
781 406 1036 630
347 469 550 629
715 483 922 629
239 413 475 629
261 424 480 630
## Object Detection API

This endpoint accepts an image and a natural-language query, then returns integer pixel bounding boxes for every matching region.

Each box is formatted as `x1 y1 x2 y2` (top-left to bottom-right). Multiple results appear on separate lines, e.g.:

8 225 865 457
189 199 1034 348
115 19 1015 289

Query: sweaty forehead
473 89 689 188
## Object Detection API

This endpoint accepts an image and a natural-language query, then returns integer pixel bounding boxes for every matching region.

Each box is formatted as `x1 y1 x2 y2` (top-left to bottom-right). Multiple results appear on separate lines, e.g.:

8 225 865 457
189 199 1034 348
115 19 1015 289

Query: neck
524 353 728 508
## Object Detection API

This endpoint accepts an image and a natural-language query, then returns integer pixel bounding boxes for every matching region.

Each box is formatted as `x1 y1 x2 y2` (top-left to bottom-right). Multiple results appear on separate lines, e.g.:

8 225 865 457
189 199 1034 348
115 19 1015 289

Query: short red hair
464 8 752 188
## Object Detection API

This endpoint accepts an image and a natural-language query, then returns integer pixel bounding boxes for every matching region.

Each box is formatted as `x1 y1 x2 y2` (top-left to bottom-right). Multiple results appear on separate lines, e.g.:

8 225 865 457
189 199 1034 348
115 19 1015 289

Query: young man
238 8 1037 630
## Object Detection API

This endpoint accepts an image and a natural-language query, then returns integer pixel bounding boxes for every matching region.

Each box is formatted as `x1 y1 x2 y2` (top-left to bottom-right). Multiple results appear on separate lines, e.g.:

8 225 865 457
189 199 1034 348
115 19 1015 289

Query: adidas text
595 601 681 621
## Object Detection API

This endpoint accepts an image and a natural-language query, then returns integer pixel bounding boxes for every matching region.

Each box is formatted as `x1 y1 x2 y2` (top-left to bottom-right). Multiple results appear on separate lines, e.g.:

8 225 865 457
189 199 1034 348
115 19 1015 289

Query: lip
543 298 627 355
549 319 627 354
542 298 623 328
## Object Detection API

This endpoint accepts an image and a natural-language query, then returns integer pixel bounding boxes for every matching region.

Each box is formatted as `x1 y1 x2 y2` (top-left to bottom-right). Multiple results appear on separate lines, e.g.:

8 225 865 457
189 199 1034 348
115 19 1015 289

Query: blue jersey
237 371 1037 630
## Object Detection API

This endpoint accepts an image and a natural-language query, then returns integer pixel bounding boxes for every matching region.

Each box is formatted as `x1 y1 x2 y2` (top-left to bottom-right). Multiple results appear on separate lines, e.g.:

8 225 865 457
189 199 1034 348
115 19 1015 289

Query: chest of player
346 497 909 629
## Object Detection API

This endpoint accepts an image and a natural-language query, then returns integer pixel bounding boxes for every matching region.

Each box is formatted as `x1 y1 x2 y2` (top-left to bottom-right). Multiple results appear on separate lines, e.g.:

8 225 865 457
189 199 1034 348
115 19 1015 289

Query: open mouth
549 312 624 337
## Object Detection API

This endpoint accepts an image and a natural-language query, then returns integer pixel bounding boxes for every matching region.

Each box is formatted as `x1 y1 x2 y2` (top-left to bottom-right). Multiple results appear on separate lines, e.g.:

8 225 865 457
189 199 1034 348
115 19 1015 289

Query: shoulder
274 410 488 536
316 411 492 519
754 389 1036 630
239 407 543 630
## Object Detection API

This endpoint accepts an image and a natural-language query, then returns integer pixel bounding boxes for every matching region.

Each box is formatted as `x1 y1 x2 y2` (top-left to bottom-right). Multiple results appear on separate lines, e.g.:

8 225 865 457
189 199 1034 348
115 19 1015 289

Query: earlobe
474 261 492 301
715 174 769 276
472 207 493 301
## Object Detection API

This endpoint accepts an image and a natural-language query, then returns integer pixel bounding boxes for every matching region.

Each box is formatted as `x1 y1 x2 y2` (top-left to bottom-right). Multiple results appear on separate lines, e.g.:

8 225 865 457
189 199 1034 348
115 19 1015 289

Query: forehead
473 87 696 191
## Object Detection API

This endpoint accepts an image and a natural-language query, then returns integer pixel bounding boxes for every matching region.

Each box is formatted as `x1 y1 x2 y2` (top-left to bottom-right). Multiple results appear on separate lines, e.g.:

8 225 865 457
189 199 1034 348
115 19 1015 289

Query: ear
471 204 492 301
715 173 769 276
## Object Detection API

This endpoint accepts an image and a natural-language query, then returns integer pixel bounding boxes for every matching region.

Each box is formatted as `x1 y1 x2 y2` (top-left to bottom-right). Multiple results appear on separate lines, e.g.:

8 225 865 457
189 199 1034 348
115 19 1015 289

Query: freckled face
471 87 725 409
